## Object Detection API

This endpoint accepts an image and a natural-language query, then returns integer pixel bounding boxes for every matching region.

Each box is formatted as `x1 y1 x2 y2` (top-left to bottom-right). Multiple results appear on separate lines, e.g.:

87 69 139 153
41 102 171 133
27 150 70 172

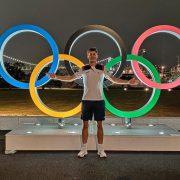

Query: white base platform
5 122 180 154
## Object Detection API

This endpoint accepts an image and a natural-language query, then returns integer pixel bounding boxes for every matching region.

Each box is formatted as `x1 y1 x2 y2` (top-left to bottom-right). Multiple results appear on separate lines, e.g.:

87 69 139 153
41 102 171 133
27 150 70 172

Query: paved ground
0 131 180 180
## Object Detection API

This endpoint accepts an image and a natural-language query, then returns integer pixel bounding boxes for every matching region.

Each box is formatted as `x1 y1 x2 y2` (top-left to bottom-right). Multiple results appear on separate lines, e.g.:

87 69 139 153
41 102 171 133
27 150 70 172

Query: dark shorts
81 100 105 121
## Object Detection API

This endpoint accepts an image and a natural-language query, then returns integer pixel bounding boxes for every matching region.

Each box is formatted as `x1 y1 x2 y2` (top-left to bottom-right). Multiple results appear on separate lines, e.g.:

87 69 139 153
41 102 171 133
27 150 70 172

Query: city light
69 131 76 134
2 54 180 89
115 131 120 134
26 131 32 134
159 131 164 135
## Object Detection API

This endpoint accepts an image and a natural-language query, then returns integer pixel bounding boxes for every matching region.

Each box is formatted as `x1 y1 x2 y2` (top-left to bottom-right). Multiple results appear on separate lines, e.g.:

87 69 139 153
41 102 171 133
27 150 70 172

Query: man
48 47 138 158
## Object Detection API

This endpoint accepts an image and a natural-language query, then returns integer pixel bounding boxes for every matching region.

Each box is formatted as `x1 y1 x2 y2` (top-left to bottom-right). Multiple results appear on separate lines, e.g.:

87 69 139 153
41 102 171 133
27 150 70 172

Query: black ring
64 25 127 86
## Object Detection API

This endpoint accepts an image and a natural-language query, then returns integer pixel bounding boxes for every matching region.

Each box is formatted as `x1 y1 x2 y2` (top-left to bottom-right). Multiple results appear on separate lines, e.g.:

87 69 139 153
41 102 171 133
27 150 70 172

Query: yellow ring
29 54 84 118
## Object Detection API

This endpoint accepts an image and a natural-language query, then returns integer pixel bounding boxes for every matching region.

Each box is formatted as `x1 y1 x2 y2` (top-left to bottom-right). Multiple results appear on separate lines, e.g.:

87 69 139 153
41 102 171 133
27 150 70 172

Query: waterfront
0 89 179 117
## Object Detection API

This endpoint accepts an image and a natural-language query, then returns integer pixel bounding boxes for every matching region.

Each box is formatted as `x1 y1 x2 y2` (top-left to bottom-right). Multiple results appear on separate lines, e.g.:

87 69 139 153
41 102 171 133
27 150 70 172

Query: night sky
0 0 179 67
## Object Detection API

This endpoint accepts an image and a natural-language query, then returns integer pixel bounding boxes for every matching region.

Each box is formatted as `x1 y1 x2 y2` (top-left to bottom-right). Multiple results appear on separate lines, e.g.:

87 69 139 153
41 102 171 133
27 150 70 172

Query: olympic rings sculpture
0 24 179 118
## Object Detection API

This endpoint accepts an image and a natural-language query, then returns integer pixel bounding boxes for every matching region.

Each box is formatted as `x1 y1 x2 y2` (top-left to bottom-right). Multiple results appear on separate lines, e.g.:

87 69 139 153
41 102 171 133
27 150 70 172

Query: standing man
48 47 137 158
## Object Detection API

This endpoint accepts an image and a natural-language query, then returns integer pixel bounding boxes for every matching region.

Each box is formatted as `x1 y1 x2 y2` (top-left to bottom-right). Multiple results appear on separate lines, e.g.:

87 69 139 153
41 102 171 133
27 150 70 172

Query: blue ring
0 24 59 89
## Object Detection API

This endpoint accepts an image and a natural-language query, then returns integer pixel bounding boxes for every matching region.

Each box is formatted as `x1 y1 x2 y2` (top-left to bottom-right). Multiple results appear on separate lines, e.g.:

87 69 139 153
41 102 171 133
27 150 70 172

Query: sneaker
97 150 107 158
77 144 88 158
97 144 107 158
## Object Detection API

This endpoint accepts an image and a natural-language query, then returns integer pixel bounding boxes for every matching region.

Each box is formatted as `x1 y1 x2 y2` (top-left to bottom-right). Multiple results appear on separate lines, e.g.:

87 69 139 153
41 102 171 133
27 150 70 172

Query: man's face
87 51 98 64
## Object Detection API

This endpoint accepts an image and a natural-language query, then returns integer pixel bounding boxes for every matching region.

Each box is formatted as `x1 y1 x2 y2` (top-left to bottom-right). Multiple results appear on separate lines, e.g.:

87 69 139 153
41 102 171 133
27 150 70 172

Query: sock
81 143 87 149
98 143 104 151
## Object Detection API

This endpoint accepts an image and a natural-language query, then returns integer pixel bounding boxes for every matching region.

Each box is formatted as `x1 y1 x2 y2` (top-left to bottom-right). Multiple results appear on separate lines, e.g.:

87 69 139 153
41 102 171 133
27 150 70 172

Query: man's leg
78 100 93 158
77 120 89 158
96 120 107 158
82 120 89 144
94 100 107 157
97 121 103 144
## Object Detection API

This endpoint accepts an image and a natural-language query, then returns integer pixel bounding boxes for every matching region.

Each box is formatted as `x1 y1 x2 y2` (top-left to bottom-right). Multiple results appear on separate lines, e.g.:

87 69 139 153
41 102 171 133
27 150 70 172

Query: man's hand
128 77 139 86
46 73 56 79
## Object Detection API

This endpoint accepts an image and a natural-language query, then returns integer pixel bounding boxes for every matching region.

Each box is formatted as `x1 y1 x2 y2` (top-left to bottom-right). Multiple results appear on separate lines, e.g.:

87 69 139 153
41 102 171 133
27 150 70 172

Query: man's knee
97 121 103 129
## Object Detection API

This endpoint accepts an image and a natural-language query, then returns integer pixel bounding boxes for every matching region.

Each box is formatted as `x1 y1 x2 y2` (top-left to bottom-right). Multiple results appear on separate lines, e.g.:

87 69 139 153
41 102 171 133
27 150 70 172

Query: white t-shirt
74 65 111 101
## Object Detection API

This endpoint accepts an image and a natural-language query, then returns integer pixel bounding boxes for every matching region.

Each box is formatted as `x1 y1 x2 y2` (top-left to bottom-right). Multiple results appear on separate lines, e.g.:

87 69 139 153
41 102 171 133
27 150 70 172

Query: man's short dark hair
87 47 98 53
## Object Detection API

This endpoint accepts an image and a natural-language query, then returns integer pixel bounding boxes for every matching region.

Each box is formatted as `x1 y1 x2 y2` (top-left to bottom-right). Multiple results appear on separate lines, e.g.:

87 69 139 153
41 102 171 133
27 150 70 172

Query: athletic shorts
81 100 105 121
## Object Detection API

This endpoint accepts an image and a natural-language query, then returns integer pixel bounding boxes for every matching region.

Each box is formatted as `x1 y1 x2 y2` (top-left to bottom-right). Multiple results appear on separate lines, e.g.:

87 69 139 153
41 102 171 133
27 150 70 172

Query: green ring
103 54 161 118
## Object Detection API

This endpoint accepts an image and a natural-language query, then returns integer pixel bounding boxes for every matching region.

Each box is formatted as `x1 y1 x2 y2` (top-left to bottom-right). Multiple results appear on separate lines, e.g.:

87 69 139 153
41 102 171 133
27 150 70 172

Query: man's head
87 47 98 65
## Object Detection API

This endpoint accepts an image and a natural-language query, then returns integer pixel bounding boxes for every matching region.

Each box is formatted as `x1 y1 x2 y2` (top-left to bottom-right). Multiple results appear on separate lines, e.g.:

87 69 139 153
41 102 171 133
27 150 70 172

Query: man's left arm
104 68 139 85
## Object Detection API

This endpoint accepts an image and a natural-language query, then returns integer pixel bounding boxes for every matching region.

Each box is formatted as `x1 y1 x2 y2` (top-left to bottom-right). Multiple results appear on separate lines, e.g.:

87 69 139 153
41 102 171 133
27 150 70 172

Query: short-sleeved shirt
74 64 111 101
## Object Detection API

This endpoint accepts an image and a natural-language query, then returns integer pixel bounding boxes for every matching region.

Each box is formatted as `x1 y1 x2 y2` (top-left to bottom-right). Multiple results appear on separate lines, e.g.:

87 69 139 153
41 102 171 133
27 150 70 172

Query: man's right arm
47 73 78 82
47 67 84 82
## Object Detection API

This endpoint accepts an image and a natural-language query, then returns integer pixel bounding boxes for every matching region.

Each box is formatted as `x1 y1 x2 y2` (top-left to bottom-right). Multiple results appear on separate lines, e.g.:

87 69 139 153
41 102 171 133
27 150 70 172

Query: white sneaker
97 150 107 158
97 144 107 158
77 144 88 158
